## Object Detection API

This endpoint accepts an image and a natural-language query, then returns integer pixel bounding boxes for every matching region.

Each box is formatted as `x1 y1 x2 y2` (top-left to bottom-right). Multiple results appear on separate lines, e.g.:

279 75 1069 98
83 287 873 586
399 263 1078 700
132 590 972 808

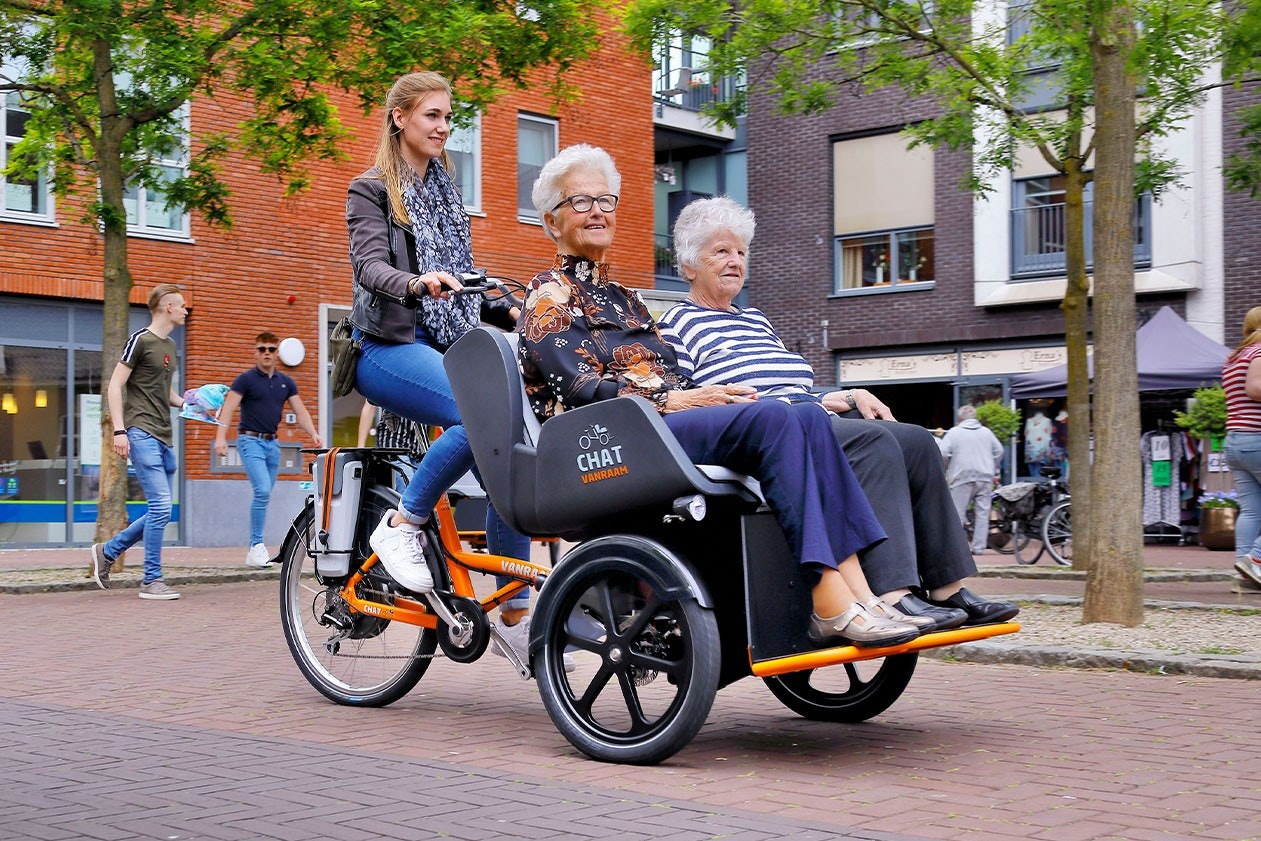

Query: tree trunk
1083 0 1143 625
1061 158 1092 572
91 39 134 575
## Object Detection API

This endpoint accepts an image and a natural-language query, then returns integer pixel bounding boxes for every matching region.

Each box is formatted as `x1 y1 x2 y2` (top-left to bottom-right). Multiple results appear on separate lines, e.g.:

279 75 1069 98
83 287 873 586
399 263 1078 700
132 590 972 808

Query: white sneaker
369 509 433 593
493 616 576 673
244 543 271 568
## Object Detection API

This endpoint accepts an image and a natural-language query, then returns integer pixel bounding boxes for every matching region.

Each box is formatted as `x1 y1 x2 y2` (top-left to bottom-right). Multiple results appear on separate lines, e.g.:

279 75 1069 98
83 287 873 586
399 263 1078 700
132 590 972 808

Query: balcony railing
653 40 741 114
655 233 679 278
1010 194 1152 277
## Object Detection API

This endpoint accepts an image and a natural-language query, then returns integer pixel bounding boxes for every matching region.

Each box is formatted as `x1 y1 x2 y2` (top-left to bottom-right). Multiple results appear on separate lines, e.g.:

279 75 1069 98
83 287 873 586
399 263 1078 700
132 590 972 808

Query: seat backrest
445 327 534 534
446 328 761 539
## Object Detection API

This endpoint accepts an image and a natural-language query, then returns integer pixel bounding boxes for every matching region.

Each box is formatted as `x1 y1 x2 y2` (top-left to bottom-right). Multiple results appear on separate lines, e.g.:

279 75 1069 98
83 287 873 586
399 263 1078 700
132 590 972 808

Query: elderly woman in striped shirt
657 196 1017 628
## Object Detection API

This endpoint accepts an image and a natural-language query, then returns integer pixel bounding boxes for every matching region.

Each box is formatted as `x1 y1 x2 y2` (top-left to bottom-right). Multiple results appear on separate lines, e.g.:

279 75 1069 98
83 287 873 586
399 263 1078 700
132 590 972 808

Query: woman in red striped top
1224 306 1261 587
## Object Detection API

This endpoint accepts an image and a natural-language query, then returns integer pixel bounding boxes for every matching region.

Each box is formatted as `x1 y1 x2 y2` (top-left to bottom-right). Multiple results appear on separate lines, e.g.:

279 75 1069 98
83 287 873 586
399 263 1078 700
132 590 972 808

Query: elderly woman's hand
823 388 897 421
663 385 757 413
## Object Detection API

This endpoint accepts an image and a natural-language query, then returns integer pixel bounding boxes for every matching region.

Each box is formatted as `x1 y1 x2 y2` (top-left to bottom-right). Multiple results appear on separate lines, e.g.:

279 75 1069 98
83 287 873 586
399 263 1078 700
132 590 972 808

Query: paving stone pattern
0 699 887 841
1 581 1260 840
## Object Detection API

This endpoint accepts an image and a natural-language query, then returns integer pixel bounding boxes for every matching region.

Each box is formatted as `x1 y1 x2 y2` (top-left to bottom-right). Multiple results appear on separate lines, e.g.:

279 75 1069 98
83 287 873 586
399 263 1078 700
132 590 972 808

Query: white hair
958 404 977 421
531 144 623 242
672 196 756 274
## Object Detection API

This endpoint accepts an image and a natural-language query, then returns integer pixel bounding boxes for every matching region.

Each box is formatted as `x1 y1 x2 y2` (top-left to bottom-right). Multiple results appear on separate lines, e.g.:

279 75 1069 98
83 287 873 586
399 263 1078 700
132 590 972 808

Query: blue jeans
237 434 280 547
355 330 531 608
103 429 176 584
1226 431 1261 559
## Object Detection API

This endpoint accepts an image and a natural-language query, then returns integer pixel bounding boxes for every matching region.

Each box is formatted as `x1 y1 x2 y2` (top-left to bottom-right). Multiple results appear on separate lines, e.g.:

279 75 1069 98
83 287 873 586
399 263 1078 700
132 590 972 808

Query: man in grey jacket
940 405 1005 555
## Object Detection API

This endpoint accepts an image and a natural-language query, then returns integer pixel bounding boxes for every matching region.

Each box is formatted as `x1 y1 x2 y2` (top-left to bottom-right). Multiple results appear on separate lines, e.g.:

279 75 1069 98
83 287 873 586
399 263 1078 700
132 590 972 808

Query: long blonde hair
1231 306 1261 358
374 71 454 226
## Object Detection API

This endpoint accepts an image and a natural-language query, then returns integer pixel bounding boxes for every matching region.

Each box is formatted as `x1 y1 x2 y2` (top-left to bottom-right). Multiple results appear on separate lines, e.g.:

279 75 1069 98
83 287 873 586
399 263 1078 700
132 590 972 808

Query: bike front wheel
279 487 437 707
1042 500 1073 566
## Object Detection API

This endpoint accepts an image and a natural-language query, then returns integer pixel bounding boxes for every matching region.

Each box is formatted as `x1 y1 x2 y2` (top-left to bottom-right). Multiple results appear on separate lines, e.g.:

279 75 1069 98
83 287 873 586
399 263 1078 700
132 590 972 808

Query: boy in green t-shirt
90 283 188 600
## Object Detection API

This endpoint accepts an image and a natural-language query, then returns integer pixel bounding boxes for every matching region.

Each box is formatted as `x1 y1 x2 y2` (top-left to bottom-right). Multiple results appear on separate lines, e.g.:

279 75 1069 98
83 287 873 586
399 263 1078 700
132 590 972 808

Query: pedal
488 622 532 680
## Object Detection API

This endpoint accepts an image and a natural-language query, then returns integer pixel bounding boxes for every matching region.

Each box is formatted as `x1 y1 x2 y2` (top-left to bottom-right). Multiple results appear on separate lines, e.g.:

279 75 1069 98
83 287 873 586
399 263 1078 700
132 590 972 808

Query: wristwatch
843 391 858 411
113 429 127 436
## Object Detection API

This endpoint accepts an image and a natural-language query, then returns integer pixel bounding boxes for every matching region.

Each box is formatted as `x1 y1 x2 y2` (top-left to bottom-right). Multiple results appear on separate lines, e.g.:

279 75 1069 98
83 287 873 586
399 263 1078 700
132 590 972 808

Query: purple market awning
1008 307 1229 399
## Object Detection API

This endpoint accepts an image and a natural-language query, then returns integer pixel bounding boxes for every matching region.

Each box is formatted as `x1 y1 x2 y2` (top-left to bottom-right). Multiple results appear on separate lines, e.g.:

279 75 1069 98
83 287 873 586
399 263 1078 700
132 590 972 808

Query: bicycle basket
994 482 1039 518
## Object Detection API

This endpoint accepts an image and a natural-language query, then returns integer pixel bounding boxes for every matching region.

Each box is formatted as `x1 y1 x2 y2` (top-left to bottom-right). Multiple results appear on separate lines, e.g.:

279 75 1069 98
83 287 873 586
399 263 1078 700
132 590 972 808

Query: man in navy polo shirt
214 331 322 566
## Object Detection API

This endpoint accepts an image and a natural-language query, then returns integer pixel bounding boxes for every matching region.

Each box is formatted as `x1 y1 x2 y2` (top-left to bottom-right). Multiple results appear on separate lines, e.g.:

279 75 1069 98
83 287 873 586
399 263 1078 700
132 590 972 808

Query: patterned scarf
400 161 481 349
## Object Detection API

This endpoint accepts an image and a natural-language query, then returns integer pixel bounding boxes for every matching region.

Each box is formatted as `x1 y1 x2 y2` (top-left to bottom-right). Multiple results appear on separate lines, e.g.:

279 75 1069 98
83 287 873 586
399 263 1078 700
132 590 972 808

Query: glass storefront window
0 345 69 543
0 300 182 547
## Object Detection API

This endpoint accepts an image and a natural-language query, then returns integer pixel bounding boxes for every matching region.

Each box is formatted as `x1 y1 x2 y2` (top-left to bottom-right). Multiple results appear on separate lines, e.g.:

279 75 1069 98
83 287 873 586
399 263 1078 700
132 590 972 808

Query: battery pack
311 450 364 577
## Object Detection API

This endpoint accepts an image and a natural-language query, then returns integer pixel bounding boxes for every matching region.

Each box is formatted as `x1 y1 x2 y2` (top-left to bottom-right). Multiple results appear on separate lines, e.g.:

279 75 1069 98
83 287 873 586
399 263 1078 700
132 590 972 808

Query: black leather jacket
346 168 514 344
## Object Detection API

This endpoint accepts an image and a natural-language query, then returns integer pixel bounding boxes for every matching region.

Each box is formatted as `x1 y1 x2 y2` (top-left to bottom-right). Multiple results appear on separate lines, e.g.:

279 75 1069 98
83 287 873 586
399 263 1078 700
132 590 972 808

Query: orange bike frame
336 492 551 630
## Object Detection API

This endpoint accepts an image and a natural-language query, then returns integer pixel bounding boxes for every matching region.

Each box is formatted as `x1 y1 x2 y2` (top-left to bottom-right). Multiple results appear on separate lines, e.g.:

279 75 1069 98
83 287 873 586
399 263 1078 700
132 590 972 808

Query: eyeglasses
551 193 619 213
256 346 278 353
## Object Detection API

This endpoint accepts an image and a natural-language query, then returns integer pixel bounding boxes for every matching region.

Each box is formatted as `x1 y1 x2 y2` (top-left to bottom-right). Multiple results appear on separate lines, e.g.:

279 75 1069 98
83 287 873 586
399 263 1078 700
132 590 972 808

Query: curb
0 568 278 595
973 567 1234 582
922 641 1261 680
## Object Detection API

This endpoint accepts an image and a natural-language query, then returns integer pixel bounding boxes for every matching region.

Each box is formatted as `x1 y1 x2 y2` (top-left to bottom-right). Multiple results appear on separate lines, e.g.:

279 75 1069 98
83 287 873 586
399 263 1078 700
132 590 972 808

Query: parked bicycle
990 466 1071 566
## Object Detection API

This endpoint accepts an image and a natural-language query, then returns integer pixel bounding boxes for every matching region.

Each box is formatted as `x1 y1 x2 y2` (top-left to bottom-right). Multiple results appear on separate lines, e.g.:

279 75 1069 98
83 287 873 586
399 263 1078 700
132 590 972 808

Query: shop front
0 296 182 548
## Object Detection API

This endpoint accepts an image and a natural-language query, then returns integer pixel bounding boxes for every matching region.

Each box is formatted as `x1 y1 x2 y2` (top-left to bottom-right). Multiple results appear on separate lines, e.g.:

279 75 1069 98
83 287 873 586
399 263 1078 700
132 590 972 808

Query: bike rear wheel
1042 500 1073 566
279 486 437 707
763 654 917 723
1012 517 1046 564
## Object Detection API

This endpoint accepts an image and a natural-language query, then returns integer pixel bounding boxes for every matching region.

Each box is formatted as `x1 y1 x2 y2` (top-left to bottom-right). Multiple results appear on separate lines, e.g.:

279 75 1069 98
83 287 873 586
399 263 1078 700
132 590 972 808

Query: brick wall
745 66 1194 386
0 28 653 482
1222 82 1261 343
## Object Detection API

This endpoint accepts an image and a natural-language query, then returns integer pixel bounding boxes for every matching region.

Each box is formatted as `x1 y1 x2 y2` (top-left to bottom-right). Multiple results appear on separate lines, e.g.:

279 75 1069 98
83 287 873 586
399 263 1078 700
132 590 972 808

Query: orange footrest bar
750 622 1021 678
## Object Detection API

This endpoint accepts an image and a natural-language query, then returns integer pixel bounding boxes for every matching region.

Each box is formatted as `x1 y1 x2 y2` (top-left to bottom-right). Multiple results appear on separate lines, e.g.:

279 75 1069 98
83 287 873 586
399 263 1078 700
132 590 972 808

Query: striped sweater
1224 344 1261 432
657 301 820 401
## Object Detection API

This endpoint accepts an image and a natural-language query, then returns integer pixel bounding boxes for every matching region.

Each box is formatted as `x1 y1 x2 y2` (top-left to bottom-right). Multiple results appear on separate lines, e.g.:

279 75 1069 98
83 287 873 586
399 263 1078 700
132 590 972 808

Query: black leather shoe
925 587 1019 626
894 593 968 632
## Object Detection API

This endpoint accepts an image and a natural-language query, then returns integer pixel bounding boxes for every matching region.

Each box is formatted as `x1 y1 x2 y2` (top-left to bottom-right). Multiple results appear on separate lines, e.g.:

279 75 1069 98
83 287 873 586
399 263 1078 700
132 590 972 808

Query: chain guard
435 595 492 663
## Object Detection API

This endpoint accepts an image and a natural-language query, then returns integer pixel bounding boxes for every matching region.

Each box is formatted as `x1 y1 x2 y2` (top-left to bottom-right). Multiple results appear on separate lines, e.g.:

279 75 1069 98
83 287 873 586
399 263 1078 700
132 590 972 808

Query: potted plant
1175 384 1227 448
1197 490 1239 551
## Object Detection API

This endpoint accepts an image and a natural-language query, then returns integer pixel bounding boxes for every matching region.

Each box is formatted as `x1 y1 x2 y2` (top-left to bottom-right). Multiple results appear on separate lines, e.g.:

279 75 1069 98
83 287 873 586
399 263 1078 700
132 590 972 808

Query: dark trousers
829 415 977 593
664 401 885 578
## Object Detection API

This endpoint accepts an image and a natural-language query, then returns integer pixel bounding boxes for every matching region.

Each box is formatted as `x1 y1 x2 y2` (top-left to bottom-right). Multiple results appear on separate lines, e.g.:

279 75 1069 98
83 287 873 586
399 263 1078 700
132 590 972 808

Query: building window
123 161 187 236
517 114 557 221
832 133 935 293
111 62 190 239
837 228 935 289
2 87 54 221
1010 175 1152 277
447 115 481 212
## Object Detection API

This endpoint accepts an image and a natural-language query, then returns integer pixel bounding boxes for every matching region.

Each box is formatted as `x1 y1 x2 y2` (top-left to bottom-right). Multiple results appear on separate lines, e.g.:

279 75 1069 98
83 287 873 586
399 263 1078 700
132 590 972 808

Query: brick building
742 60 1260 482
0 40 654 549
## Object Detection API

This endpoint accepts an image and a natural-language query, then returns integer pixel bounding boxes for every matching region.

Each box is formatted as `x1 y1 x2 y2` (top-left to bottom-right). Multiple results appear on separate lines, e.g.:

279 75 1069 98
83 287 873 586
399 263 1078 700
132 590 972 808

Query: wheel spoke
615 667 650 732
575 663 616 713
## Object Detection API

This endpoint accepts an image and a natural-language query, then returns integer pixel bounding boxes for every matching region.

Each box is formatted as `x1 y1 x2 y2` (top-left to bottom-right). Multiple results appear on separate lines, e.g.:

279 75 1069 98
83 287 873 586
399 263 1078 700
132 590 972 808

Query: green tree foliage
1174 384 1228 441
975 399 1021 442
1 0 600 551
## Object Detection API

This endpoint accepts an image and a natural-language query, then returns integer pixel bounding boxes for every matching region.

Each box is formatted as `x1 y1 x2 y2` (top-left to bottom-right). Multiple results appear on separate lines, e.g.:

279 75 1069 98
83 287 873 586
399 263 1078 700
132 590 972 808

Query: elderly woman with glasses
515 144 925 648
655 196 1018 627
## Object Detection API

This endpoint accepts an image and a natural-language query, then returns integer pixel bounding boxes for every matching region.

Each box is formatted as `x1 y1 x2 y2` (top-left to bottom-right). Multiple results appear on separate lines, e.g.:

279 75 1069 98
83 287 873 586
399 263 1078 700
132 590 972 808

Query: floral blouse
517 254 693 420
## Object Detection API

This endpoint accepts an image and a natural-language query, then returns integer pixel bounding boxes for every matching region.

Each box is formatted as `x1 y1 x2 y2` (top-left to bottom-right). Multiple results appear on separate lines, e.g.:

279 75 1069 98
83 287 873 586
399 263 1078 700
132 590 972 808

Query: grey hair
958 404 977 421
531 144 622 242
673 196 756 275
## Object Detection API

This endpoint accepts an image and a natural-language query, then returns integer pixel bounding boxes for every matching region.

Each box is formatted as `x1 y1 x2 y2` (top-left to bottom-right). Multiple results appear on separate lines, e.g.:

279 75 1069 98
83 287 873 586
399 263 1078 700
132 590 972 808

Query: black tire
991 501 1031 555
1042 500 1073 566
763 653 917 722
279 486 437 707
1012 517 1045 564
534 558 721 765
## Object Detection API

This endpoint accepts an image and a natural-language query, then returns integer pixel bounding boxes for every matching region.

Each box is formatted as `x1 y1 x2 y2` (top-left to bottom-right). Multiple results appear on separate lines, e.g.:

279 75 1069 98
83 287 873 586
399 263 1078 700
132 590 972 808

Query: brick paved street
2 579 1260 840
